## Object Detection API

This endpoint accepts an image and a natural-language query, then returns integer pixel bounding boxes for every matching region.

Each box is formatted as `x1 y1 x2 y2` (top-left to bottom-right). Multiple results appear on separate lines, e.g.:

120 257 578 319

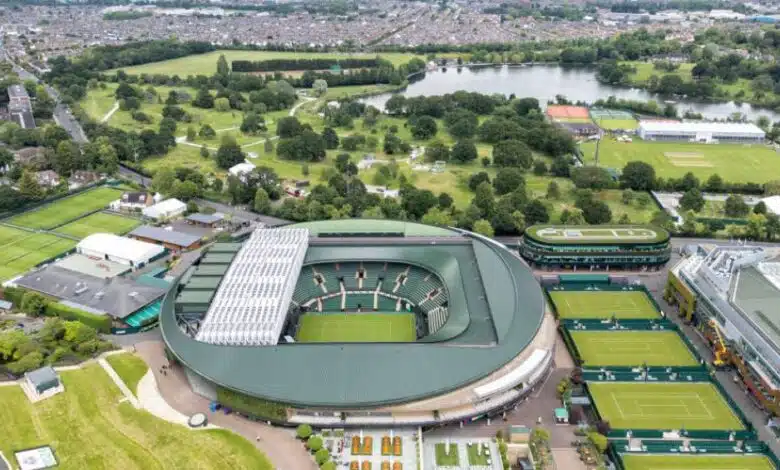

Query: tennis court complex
621 453 776 470
570 330 699 367
549 290 659 319
6 187 123 229
55 212 140 239
0 226 76 280
588 382 744 431
296 313 416 343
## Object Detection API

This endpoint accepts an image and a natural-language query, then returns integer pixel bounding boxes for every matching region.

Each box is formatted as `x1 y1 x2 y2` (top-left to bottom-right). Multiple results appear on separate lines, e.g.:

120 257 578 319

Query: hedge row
45 302 111 333
216 386 288 421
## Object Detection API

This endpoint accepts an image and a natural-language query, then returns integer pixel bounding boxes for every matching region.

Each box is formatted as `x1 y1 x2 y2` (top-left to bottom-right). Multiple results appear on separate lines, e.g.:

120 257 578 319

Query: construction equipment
709 319 729 368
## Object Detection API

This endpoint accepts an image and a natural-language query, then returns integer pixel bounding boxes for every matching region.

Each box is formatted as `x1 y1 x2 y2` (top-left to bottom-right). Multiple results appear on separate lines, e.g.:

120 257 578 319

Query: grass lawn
570 330 699 367
0 364 273 470
6 187 124 230
625 61 695 84
579 138 780 183
105 353 149 396
588 381 744 431
0 227 76 281
548 290 660 320
296 313 416 343
56 212 140 239
434 443 460 466
621 454 775 470
466 444 490 466
110 50 424 76
595 118 638 130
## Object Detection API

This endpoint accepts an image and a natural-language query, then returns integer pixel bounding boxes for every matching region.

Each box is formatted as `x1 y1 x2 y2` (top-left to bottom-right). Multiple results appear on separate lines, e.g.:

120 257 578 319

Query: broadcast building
160 219 555 426
667 245 780 416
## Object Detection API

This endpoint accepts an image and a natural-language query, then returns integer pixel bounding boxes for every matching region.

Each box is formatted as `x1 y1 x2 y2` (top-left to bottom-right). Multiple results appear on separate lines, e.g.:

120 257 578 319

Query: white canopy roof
77 233 165 265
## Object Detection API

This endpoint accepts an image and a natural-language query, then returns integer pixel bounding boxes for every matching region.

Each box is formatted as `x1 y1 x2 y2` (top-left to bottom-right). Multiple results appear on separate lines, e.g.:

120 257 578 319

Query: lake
361 65 780 122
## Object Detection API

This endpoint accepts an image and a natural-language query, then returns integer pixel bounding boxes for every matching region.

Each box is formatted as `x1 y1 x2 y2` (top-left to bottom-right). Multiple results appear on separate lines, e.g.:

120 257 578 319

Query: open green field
435 443 460 466
0 227 76 280
6 187 124 230
548 290 659 320
56 212 140 239
570 330 699 367
105 353 149 396
0 364 273 470
625 61 696 84
596 118 638 130
111 50 423 76
580 138 780 183
621 453 776 470
296 313 416 343
588 381 744 431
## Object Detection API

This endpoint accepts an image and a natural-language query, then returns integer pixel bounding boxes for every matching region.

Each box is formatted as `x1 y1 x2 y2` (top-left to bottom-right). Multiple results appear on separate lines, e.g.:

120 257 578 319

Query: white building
142 198 187 221
760 195 780 216
77 233 165 268
638 121 765 143
228 161 256 182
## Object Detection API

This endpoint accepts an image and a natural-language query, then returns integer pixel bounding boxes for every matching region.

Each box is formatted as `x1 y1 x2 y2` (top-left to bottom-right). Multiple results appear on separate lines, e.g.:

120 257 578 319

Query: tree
322 127 339 150
200 145 210 159
581 199 612 224
53 141 79 176
492 140 533 168
277 117 303 138
186 126 196 142
468 172 490 191
421 207 453 226
560 208 586 225
679 172 700 191
312 79 328 96
320 461 336 470
473 182 496 218
216 139 246 169
621 161 656 190
152 167 176 194
199 124 216 139
424 141 449 162
724 194 750 218
240 113 264 134
637 193 652 208
571 166 614 190
216 54 230 76
438 192 453 209
493 168 525 195
18 170 43 200
746 213 767 240
264 138 274 154
766 213 780 240
450 140 477 163
43 125 70 148
192 87 214 108
21 292 47 317
679 188 705 212
622 189 634 205
315 448 330 465
410 116 437 139
533 160 547 176
472 219 495 237
214 97 231 112
588 432 608 454
523 199 549 225
254 188 271 214
159 117 177 136
550 156 570 177
705 173 724 192
754 201 768 215
546 181 560 200
170 180 199 201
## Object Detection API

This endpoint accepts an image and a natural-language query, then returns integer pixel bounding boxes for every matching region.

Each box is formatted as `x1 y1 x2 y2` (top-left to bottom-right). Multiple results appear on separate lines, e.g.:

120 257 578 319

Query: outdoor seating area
353 435 374 456
381 436 403 456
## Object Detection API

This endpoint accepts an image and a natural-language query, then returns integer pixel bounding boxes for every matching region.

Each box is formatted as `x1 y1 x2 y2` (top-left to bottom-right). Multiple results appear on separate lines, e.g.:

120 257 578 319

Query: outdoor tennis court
588 382 744 431
549 290 660 319
296 313 416 343
0 227 76 280
570 330 699 367
6 187 123 230
55 212 140 239
621 453 776 470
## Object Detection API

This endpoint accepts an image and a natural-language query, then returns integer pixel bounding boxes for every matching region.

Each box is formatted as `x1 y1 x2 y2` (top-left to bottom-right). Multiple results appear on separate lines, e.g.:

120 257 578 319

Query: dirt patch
665 151 713 168
664 152 704 158
669 160 714 167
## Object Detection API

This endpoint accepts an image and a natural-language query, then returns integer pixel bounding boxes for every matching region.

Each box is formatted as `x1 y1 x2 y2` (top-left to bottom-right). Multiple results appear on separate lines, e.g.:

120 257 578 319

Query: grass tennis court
588 382 744 431
549 290 660 319
7 187 123 230
596 118 639 130
621 453 776 470
296 313 416 343
56 212 140 239
0 227 76 280
570 330 699 367
0 364 273 470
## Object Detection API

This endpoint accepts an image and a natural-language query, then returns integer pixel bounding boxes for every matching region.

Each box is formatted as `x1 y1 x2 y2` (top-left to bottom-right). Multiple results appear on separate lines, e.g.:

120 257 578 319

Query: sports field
7 187 123 230
588 382 744 431
0 364 273 470
579 138 780 183
549 291 660 319
570 330 699 367
56 212 140 239
596 118 639 130
527 225 667 244
111 50 423 75
621 453 775 470
0 226 76 280
296 313 416 343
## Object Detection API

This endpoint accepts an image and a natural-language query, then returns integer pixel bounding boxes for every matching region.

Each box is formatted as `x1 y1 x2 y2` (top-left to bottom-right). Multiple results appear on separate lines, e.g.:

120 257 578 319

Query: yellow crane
709 319 729 367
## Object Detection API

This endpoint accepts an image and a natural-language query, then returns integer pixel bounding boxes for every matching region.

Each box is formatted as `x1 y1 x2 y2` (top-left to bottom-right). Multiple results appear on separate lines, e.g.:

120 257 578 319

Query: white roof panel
77 233 165 265
195 227 309 346
639 121 765 135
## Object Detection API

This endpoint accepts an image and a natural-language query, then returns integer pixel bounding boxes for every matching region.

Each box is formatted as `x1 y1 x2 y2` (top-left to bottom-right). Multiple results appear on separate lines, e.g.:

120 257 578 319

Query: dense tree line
231 58 380 73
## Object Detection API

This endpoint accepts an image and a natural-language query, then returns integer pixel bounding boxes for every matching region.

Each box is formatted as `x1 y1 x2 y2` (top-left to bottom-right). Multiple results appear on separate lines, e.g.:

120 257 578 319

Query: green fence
608 439 780 470
545 277 665 314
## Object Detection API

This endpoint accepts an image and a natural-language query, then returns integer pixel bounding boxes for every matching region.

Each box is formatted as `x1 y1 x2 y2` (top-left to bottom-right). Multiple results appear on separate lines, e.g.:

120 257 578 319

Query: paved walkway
551 448 586 470
100 102 119 123
135 340 317 470
136 370 218 430
98 355 140 408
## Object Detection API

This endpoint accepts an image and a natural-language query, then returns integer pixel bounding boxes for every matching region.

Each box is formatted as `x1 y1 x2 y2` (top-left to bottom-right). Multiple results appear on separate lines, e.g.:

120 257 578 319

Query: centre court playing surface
588 382 744 431
570 330 699 367
549 291 660 319
621 454 776 470
296 313 416 343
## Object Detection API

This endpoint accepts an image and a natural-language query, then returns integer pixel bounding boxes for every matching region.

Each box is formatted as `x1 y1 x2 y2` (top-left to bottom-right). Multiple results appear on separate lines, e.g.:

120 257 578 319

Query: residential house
111 191 159 212
13 147 46 167
35 170 60 188
68 170 100 188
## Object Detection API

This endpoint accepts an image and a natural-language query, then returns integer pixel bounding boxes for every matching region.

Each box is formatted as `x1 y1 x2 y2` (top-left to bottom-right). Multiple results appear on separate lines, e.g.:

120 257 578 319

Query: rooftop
186 212 224 225
8 84 29 98
54 253 131 279
78 233 165 264
639 120 766 135
25 366 58 388
129 225 201 248
524 225 669 245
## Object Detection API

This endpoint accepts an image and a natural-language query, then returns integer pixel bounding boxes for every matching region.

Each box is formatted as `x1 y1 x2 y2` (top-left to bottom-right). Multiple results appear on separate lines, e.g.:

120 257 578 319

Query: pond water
361 65 780 122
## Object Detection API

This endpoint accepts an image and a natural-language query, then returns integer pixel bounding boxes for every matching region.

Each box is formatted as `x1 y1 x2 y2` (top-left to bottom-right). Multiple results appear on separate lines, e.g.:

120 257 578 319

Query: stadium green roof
524 225 670 245
161 220 545 408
